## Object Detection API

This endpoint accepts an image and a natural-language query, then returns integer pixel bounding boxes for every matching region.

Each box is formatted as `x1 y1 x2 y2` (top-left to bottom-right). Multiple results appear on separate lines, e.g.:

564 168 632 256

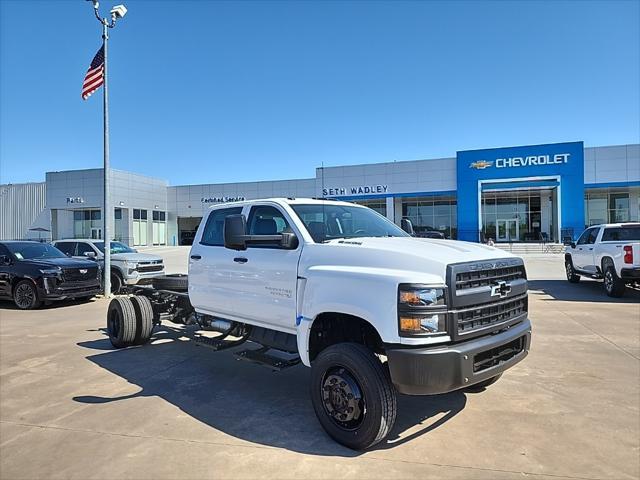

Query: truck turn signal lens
399 316 422 333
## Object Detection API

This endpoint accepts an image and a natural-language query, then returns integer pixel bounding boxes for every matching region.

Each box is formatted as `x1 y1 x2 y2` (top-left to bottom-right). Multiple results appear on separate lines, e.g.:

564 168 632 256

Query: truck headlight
39 267 62 277
398 284 448 336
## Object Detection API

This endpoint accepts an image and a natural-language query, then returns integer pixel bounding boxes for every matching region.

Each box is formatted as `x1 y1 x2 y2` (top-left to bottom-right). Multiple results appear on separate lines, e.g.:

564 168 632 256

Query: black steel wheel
310 343 397 450
13 280 41 310
565 260 580 283
604 265 625 298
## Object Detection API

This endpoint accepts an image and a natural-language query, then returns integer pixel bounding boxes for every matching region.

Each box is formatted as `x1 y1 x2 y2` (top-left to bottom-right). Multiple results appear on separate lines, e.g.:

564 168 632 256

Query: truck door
188 206 244 318
574 228 598 271
228 204 302 333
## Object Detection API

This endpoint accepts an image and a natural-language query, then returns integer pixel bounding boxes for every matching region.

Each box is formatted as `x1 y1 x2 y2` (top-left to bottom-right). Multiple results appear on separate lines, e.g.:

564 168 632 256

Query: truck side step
235 347 301 371
192 334 246 351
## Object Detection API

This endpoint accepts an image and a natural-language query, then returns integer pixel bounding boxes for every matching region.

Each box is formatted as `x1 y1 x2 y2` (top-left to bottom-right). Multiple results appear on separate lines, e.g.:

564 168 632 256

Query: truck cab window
247 206 292 248
200 207 244 246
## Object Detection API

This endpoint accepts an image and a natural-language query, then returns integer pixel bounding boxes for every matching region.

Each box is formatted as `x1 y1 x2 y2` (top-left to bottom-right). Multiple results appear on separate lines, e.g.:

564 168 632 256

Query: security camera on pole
82 1 127 297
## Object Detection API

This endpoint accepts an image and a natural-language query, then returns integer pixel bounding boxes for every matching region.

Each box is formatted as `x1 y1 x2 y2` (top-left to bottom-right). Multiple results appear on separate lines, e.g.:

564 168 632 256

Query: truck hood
22 257 99 270
106 253 163 263
301 237 518 283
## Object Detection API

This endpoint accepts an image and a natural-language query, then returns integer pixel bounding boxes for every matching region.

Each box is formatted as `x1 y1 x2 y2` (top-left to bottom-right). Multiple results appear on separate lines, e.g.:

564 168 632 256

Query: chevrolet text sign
495 153 570 168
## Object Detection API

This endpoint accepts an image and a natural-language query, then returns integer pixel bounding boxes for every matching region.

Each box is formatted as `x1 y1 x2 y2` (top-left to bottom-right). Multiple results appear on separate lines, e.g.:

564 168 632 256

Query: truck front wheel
565 259 580 283
310 343 397 450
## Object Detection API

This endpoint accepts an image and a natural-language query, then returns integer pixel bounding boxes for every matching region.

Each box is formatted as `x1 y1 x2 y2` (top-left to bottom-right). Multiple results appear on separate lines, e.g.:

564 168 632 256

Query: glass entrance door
90 228 102 239
497 219 518 242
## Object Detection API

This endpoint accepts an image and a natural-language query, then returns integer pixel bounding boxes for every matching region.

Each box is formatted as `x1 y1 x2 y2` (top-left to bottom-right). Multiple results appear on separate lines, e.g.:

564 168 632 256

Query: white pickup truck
565 223 640 297
105 198 532 449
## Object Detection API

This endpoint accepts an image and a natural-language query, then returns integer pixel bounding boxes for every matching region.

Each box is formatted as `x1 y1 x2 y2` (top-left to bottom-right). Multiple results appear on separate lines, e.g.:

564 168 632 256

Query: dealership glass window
584 190 631 226
152 210 167 246
481 190 548 242
133 209 148 246
401 196 457 239
72 209 101 238
353 199 386 217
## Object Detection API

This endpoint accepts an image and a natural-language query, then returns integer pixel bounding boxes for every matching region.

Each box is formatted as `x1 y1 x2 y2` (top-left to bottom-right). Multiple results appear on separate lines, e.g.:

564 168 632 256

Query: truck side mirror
401 218 414 236
570 242 576 249
84 251 97 258
280 232 299 250
224 214 248 251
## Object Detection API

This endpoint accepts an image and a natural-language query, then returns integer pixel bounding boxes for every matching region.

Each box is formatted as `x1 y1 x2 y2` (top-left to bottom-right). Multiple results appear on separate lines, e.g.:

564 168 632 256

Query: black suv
0 241 102 310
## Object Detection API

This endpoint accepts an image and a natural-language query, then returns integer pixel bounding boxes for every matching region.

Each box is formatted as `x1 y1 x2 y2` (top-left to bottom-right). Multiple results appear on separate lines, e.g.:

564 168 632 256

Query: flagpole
87 1 127 297
102 20 111 298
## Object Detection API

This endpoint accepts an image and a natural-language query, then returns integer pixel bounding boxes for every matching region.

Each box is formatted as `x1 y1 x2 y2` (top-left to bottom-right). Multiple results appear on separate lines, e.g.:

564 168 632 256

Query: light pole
87 1 127 297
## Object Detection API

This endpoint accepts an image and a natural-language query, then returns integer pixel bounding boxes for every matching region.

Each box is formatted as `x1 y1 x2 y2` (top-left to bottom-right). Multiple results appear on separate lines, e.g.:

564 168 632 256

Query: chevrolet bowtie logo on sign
490 280 512 298
469 160 494 170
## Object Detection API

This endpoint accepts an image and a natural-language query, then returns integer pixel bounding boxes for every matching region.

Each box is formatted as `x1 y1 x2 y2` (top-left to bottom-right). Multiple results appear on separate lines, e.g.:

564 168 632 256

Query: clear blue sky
1 0 639 185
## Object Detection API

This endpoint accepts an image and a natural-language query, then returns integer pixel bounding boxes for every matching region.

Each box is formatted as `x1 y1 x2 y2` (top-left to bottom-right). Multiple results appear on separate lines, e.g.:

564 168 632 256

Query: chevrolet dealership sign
470 153 570 169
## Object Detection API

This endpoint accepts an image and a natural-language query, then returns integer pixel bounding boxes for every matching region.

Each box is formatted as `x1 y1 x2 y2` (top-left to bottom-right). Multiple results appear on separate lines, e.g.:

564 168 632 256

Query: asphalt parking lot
1 249 639 479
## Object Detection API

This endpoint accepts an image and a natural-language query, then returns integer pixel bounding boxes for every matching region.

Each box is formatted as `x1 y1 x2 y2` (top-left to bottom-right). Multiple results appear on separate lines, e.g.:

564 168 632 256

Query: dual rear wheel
107 295 154 348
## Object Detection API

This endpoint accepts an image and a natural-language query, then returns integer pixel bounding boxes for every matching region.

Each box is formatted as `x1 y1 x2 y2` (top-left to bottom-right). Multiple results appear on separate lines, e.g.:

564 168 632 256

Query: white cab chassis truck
564 223 640 297
105 198 532 450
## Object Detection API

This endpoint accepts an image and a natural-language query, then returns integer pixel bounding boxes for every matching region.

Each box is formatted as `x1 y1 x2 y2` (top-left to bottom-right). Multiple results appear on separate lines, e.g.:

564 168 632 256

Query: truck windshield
601 226 640 241
94 241 136 254
6 242 67 260
291 204 409 243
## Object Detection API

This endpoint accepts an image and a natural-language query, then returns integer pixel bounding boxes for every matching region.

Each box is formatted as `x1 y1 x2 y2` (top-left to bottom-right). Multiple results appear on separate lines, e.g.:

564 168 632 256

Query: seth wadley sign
323 185 389 196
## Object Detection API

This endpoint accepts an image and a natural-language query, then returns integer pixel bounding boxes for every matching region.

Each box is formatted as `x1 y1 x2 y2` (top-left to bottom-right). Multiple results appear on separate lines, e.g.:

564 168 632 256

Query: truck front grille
473 336 526 372
63 267 99 282
447 258 528 340
456 265 525 290
455 294 527 335
137 264 163 273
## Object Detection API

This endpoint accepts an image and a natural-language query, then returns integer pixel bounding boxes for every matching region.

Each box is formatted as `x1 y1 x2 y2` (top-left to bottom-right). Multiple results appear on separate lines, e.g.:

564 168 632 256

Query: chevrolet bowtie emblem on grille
491 280 511 298
79 269 88 274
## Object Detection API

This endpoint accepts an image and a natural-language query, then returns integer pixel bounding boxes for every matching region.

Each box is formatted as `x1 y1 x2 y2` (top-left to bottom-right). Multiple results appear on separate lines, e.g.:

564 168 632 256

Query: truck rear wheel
107 297 137 348
152 274 188 292
310 343 397 450
604 265 625 298
130 295 154 345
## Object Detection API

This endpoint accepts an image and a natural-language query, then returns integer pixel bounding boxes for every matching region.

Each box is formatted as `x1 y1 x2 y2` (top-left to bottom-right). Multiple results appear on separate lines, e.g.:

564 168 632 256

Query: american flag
81 46 104 100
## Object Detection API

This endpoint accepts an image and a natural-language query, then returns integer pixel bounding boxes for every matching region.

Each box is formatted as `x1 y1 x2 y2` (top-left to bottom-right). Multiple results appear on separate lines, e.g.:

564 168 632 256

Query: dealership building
1 141 638 246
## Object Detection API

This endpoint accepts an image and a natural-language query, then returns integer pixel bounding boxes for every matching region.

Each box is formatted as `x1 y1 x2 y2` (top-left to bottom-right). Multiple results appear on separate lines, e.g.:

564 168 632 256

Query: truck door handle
233 257 248 264
588 248 593 251
190 255 201 260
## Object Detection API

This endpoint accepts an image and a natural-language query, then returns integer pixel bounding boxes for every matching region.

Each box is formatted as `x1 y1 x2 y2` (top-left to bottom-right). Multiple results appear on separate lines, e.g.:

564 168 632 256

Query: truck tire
110 271 123 294
310 343 397 450
565 259 581 283
13 280 41 310
152 274 188 292
464 373 503 392
603 264 625 298
107 297 137 348
130 295 154 345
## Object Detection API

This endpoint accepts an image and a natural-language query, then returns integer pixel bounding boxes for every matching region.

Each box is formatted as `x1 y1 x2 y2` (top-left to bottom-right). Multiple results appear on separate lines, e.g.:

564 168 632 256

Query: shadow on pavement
528 279 640 303
0 296 98 311
75 326 465 456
